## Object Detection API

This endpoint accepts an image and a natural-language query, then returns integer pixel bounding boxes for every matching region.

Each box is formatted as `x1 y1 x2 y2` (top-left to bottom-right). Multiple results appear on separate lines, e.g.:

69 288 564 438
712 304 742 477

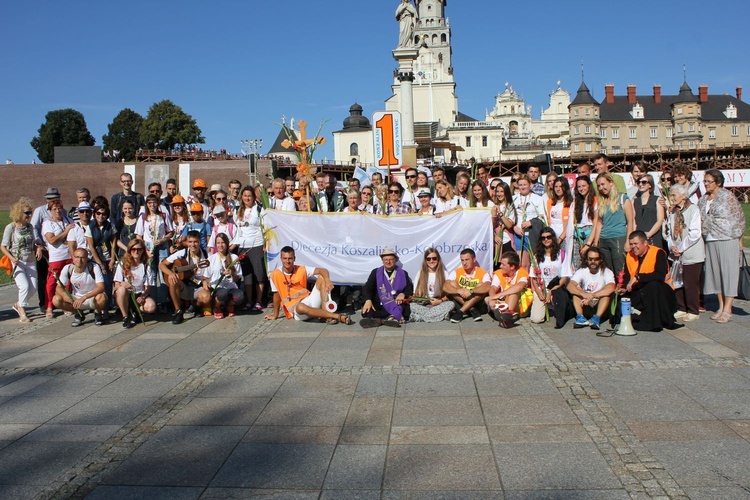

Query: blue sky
2 0 748 164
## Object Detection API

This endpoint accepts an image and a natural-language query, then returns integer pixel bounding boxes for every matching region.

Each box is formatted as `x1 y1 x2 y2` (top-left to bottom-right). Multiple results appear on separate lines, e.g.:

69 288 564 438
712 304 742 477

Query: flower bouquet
280 119 328 213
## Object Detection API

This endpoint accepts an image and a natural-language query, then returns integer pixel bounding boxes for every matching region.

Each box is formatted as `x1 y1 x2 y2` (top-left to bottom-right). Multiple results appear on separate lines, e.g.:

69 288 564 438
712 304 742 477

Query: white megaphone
615 297 637 336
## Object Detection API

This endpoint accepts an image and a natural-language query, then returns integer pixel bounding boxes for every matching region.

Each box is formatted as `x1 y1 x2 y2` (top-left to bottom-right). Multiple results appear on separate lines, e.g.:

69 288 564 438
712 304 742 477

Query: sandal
339 313 353 325
716 312 732 324
45 308 54 319
13 303 31 323
710 311 723 320
326 317 340 325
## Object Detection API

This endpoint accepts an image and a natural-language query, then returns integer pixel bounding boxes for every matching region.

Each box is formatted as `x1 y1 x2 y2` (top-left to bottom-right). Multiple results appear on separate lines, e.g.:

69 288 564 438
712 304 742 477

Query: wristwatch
469 289 474 295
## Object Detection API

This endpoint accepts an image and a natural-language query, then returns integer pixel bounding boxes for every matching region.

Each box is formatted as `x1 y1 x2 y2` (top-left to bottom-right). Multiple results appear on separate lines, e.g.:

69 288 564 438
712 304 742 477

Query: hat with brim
192 179 207 189
212 204 226 215
189 202 204 213
416 188 432 198
209 184 223 193
44 187 61 199
380 247 398 258
77 201 92 212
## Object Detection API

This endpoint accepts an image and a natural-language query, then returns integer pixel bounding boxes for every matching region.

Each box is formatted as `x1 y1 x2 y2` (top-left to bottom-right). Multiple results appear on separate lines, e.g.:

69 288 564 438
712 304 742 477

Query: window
465 136 472 147
650 128 657 139
574 109 579 116
629 146 637 153
585 125 591 134
481 136 488 147
732 126 739 137
585 143 592 152
677 107 683 115
629 128 636 139
574 126 579 135
666 128 673 138
594 110 599 117
612 146 620 155
709 128 716 139
574 144 580 153
689 141 695 149
747 126 750 136
600 129 606 139
689 123 695 132
677 124 683 133
601 148 607 154
585 109 590 116
349 143 359 156
612 129 619 139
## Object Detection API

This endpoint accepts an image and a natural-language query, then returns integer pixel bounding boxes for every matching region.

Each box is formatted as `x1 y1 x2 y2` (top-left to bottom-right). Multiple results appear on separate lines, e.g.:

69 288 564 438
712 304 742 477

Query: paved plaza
0 284 749 499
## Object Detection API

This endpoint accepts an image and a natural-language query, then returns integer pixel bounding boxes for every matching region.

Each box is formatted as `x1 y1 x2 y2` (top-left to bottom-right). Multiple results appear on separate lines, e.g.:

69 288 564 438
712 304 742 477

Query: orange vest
270 266 310 319
491 267 534 315
454 266 488 290
626 245 672 286
547 199 571 229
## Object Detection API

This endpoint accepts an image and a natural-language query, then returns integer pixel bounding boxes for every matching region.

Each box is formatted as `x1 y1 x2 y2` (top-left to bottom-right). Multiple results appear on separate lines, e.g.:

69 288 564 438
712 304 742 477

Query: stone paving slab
0 281 750 498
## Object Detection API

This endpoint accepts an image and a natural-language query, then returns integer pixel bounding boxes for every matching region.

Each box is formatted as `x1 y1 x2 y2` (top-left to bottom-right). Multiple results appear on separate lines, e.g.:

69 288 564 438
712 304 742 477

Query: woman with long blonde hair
113 239 156 328
593 173 634 273
1 198 37 322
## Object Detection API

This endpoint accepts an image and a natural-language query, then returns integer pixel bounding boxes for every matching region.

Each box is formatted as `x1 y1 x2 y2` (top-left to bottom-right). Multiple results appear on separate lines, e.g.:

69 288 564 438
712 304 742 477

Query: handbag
737 252 750 301
669 258 683 289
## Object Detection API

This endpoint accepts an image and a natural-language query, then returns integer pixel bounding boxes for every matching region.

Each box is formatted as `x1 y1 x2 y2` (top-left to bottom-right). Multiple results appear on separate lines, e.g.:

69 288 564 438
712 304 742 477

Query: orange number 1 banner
373 111 402 168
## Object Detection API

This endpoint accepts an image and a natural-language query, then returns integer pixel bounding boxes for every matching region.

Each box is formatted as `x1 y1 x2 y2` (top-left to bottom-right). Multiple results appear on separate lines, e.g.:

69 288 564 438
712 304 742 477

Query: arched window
350 143 359 156
441 34 447 43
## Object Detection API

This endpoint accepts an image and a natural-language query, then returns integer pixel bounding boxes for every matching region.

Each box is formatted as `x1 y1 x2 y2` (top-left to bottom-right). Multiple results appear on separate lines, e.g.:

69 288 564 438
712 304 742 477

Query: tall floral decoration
279 119 328 214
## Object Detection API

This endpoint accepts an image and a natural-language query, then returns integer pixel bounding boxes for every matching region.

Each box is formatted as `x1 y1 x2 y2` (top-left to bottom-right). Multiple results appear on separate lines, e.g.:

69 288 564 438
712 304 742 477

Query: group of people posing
1 153 745 331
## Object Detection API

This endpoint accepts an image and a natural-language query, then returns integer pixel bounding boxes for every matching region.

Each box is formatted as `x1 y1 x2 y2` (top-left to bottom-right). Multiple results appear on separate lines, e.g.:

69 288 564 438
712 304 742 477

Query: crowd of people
1 153 745 332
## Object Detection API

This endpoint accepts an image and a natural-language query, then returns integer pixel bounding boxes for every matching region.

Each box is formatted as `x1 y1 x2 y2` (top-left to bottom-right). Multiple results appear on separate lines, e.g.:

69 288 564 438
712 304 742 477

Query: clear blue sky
2 0 748 164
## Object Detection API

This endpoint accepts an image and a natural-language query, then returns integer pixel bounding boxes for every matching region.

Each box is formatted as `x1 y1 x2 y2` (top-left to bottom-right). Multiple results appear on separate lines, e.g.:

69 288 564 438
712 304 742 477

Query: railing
449 121 503 129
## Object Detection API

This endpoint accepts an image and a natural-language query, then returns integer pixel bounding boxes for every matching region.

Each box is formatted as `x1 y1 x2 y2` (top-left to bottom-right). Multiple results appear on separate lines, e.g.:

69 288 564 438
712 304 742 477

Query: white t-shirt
538 253 572 287
60 263 104 298
434 196 467 214
42 220 72 262
66 222 90 253
570 267 615 294
413 269 449 299
134 213 174 250
166 248 209 285
113 262 154 293
233 205 265 248
269 196 296 211
207 253 241 290
574 200 597 227
495 202 517 245
513 192 545 223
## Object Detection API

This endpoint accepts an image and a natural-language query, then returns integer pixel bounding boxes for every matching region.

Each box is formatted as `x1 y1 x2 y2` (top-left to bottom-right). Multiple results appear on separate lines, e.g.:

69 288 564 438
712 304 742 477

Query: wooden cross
296 120 309 166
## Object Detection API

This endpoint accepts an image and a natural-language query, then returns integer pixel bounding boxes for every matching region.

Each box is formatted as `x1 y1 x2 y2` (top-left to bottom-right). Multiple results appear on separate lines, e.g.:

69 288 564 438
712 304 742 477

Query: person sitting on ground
360 248 413 328
409 248 455 322
160 230 211 325
486 251 533 328
264 245 352 324
529 227 573 328
206 233 244 319
53 248 108 327
567 246 614 330
114 240 156 329
614 230 680 332
444 248 491 323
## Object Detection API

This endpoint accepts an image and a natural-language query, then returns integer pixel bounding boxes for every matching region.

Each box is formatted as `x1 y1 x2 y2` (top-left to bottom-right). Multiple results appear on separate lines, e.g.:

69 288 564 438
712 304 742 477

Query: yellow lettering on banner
376 114 399 167
458 276 479 289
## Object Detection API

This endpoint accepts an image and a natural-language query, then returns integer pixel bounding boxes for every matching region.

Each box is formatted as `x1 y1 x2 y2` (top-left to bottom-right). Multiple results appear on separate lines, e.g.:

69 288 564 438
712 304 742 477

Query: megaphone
616 297 637 336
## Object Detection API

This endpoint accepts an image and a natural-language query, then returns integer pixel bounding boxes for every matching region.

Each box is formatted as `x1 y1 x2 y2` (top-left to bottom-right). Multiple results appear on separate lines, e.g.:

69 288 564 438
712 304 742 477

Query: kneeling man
486 251 533 328
265 245 352 324
616 231 680 331
53 248 108 327
567 246 614 330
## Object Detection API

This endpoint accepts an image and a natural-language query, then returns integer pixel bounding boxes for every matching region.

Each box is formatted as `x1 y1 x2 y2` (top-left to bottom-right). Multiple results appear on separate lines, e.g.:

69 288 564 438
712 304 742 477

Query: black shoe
470 308 483 322
122 316 135 329
71 314 85 327
172 310 184 325
450 310 464 323
381 317 401 328
185 304 195 315
498 312 516 329
94 313 103 326
359 318 381 329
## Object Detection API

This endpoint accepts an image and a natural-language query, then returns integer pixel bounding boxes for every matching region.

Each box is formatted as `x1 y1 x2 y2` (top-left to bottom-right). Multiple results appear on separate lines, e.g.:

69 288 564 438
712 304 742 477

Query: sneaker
450 310 464 323
674 310 687 319
470 308 483 322
94 313 104 326
574 314 589 328
254 302 264 311
71 314 85 327
497 312 516 329
122 316 135 329
683 313 699 322
590 315 601 330
172 310 184 325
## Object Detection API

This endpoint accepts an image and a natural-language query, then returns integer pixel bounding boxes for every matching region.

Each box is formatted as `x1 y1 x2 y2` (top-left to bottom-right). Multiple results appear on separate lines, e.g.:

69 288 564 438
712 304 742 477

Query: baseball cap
192 179 207 189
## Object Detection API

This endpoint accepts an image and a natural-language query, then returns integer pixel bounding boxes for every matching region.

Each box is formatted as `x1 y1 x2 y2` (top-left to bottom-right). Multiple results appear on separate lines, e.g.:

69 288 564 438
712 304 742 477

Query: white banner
264 209 494 285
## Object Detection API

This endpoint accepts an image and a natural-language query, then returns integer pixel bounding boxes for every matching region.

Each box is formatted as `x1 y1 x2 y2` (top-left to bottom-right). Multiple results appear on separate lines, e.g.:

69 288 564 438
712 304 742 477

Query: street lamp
240 139 263 186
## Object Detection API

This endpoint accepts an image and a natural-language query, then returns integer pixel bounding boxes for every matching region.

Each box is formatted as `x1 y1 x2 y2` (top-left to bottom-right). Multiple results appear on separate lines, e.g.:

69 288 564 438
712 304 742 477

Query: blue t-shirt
182 221 210 251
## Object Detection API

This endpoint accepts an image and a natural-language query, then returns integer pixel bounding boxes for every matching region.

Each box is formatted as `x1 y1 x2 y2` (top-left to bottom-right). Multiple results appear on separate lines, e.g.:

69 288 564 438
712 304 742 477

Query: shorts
74 297 97 311
514 234 531 252
180 282 202 301
293 285 322 321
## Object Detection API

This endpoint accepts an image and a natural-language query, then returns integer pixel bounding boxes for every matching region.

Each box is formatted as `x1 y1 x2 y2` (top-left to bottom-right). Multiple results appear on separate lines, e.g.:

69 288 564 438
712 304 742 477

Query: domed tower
333 103 374 165
671 80 703 149
568 81 601 157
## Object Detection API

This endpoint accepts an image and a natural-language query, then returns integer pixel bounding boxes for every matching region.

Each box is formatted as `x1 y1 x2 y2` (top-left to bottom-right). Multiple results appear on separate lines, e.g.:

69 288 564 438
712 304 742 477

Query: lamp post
240 139 263 186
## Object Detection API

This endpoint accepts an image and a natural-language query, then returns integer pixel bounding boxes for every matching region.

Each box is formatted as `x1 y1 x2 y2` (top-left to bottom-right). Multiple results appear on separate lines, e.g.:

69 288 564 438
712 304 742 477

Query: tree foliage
139 100 204 150
30 108 95 163
102 108 144 161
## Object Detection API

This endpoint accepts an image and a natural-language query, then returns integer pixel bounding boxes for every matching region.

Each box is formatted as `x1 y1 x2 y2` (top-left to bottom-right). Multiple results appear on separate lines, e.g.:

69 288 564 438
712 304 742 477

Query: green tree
30 108 95 163
139 100 205 150
102 108 144 161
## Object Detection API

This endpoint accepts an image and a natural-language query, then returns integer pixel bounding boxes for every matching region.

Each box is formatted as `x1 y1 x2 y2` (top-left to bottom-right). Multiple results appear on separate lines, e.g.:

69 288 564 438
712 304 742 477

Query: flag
353 166 370 187
103 151 110 158
113 150 120 157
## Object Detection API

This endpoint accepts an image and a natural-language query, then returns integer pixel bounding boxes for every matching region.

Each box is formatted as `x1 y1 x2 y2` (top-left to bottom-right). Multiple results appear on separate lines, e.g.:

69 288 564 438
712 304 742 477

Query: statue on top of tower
396 0 418 49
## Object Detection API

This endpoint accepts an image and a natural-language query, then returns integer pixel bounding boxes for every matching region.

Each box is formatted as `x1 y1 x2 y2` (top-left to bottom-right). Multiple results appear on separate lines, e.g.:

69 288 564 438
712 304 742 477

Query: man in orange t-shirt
443 248 491 323
486 251 533 328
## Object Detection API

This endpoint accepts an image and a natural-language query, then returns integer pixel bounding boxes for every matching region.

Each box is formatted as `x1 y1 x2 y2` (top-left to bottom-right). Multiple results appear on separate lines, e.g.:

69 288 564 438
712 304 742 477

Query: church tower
385 0 458 139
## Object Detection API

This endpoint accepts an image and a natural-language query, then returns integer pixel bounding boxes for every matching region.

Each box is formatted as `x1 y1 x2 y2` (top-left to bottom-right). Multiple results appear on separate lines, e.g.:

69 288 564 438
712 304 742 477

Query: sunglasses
588 257 601 261
23 210 33 215
131 247 144 252
405 175 417 179
638 180 651 185
149 190 161 194
389 190 401 194
425 256 439 261
663 177 673 182
215 197 226 201
95 212 107 216
541 235 554 240
79 210 92 214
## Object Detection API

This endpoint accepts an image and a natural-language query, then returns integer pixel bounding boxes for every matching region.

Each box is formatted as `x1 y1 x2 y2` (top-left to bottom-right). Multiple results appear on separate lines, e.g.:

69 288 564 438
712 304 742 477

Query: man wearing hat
187 179 211 220
32 187 73 308
66 201 94 258
110 172 145 224
360 247 414 328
